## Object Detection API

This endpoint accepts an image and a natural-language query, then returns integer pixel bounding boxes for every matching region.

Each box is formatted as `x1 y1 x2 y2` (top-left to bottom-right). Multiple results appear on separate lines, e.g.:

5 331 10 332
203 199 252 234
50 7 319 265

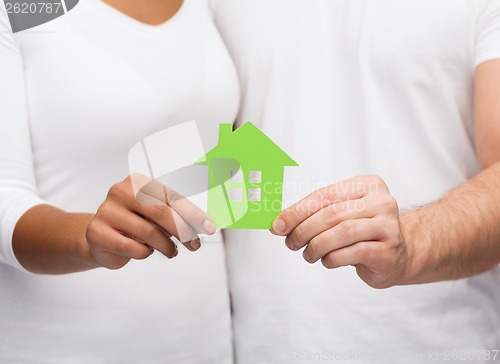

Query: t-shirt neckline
83 0 191 36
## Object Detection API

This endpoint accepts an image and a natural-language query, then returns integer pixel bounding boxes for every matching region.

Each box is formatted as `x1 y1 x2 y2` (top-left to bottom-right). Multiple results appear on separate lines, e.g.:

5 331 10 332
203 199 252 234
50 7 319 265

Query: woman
0 0 239 362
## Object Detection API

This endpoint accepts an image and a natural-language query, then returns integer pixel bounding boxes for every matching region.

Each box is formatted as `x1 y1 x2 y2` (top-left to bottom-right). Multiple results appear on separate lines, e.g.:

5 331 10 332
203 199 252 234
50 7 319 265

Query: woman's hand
86 174 216 270
271 175 410 289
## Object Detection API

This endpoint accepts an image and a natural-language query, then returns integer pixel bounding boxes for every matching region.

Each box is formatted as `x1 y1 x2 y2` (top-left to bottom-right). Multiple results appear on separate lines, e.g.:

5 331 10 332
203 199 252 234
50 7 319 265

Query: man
210 1 500 363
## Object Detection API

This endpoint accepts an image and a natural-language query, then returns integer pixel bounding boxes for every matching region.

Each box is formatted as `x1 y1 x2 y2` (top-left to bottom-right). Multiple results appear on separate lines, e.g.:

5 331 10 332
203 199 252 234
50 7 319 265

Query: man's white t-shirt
210 1 500 363
0 1 239 362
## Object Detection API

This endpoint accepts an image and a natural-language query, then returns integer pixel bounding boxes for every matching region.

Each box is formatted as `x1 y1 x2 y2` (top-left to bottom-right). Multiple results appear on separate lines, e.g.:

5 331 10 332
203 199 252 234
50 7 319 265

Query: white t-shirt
210 1 500 363
0 1 239 363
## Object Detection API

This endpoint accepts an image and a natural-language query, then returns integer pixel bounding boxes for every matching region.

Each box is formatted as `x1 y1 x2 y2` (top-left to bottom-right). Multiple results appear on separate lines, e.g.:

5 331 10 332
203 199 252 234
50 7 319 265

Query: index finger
165 187 216 235
133 175 216 235
271 177 369 236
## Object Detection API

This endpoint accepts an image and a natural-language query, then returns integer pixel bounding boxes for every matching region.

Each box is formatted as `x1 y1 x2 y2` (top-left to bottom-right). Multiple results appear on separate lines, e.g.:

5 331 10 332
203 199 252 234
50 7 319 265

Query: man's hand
271 164 500 288
271 175 411 289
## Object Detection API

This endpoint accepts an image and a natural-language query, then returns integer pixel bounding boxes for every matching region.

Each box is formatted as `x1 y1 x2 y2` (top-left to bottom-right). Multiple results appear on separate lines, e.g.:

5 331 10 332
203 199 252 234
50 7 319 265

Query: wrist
76 214 102 270
398 210 434 285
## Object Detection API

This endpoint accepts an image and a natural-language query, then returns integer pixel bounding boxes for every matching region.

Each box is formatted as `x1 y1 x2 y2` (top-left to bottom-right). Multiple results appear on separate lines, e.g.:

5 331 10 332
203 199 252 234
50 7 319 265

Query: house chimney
219 123 233 141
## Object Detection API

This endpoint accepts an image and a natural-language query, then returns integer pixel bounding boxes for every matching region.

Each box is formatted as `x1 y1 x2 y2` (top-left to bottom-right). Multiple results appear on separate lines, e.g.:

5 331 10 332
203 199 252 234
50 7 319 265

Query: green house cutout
197 122 298 229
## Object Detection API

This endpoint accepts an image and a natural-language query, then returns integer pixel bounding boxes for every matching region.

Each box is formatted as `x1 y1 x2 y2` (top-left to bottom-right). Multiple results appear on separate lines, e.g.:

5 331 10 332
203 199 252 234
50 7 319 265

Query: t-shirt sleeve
0 5 49 272
475 0 500 67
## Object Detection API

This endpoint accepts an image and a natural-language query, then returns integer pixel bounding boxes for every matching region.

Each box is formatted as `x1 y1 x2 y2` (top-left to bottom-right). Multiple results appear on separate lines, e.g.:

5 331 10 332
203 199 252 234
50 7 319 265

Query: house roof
197 122 298 167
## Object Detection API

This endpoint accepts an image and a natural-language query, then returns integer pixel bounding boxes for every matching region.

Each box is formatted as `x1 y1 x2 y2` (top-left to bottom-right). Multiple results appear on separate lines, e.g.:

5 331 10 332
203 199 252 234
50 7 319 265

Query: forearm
13 205 101 274
400 162 500 285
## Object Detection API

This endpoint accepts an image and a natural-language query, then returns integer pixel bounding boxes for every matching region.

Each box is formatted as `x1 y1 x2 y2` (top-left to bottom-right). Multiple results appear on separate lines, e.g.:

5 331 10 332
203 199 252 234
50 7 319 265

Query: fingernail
168 245 178 259
285 236 294 250
190 239 201 250
272 219 286 234
202 219 216 234
303 250 312 263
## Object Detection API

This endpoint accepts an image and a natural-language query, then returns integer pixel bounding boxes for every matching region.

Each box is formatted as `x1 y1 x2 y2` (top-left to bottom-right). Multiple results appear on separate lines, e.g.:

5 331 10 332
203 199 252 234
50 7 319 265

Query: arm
400 164 500 284
271 60 500 289
13 206 98 274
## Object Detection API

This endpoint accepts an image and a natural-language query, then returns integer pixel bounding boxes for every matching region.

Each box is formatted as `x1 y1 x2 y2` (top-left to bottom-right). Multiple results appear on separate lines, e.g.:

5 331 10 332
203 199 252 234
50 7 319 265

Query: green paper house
197 122 298 229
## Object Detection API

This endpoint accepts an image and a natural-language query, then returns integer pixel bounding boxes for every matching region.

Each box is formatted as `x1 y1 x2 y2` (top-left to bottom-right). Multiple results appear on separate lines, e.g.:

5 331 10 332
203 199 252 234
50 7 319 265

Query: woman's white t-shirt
0 1 239 362
210 1 500 363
